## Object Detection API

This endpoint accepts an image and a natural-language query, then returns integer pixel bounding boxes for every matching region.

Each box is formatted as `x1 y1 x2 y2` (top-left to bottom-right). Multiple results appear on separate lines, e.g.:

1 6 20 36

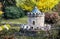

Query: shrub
4 6 25 19
45 12 59 24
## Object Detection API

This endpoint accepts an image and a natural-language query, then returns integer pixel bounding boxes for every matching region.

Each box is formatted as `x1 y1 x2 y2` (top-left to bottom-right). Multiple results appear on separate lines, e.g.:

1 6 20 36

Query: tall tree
16 0 60 12
3 0 16 6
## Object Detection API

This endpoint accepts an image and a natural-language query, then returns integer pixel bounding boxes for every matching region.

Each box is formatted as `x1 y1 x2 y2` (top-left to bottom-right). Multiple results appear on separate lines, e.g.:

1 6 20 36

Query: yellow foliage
16 0 60 12
0 27 3 31
0 24 11 31
0 11 3 15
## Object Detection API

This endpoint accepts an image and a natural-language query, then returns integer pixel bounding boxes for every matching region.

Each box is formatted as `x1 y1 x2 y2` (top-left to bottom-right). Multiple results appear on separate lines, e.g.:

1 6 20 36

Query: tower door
33 21 35 25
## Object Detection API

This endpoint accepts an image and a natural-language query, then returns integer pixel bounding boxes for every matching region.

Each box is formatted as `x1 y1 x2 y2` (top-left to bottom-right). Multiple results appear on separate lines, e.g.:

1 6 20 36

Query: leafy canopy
16 0 60 12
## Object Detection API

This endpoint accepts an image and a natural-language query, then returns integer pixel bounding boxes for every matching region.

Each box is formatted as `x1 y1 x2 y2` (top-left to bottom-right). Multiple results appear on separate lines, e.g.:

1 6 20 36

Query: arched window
33 21 35 25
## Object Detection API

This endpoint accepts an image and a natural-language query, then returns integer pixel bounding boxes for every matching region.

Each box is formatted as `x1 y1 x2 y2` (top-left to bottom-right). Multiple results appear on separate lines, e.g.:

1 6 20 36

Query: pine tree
3 0 16 6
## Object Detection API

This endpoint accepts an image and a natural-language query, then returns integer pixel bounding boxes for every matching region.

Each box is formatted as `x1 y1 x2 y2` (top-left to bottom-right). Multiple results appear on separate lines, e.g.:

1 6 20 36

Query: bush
4 6 25 19
45 12 59 24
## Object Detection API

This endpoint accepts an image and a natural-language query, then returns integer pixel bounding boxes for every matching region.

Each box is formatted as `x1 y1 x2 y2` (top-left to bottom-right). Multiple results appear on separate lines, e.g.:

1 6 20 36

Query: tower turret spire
32 6 41 13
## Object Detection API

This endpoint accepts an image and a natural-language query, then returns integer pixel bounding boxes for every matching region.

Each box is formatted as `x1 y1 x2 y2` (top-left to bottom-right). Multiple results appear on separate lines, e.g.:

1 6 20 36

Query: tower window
33 21 35 25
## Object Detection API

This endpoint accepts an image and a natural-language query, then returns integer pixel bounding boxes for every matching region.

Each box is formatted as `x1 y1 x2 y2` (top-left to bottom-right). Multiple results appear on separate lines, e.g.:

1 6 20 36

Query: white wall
28 14 45 29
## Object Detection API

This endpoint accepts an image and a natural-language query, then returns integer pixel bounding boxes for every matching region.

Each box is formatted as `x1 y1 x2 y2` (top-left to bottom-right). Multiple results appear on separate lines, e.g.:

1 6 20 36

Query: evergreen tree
3 0 16 6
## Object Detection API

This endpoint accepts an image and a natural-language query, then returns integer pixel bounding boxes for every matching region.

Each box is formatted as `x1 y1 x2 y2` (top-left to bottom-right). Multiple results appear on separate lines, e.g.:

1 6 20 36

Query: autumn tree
16 0 60 12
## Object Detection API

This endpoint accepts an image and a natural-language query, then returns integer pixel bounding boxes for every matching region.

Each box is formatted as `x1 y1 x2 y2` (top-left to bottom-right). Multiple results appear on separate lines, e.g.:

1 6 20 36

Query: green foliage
0 29 18 38
4 0 16 6
4 6 25 19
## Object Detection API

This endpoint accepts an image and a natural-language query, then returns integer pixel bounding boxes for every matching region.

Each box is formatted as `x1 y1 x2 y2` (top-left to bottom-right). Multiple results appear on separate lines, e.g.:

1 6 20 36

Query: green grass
1 16 28 24
11 26 20 31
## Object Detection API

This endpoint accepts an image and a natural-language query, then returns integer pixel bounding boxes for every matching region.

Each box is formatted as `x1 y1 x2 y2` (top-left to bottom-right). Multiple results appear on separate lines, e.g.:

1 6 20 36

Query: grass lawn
1 16 28 24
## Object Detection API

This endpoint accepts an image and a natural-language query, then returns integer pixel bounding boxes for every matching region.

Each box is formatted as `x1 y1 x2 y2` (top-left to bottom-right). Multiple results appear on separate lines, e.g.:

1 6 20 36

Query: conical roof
32 7 41 13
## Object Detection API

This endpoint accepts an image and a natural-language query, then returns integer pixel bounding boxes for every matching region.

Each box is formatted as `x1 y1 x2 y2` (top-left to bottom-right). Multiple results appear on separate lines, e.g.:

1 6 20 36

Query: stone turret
27 7 45 29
